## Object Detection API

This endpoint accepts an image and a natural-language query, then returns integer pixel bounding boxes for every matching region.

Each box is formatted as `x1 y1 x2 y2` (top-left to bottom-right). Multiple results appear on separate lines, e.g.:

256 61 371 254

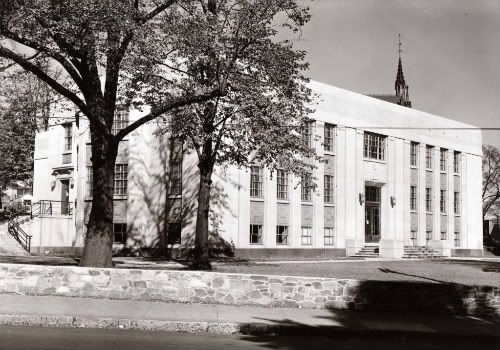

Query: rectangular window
425 187 432 212
426 230 432 244
167 223 181 244
276 170 288 200
301 226 312 245
366 186 381 202
63 124 72 151
324 227 334 246
440 190 447 213
324 175 334 203
411 230 417 246
276 225 289 245
440 149 447 171
301 173 312 202
441 231 447 240
324 123 335 152
169 160 182 195
426 145 434 169
453 151 460 174
86 166 93 197
454 231 460 247
114 164 128 195
302 120 313 148
250 166 263 198
363 132 386 160
454 191 460 214
410 142 419 167
410 186 417 210
112 109 129 135
113 223 127 244
249 224 263 244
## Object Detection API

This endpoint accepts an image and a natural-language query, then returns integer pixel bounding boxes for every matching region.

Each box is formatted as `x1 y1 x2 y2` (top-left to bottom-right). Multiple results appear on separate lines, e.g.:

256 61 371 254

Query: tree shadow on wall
115 135 236 260
235 279 499 350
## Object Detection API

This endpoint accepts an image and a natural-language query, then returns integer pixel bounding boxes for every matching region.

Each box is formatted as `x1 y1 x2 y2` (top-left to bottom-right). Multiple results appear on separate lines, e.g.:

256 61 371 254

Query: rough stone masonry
0 263 498 317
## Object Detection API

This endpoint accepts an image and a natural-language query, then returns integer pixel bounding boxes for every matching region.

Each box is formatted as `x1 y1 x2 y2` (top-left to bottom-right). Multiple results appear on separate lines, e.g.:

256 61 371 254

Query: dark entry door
61 180 69 215
365 186 381 243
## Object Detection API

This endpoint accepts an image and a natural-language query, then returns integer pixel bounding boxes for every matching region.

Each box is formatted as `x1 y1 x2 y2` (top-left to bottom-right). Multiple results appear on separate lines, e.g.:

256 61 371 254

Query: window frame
249 224 263 245
324 123 335 152
113 223 127 244
454 191 460 214
324 227 334 246
363 132 386 161
440 149 448 172
440 189 447 213
112 109 129 135
276 170 288 200
301 173 312 202
425 145 434 169
301 120 314 148
250 166 263 198
86 166 93 197
453 151 461 174
410 142 419 167
63 123 72 152
301 226 312 245
276 225 289 245
425 187 432 212
324 175 334 203
410 185 417 211
114 163 128 196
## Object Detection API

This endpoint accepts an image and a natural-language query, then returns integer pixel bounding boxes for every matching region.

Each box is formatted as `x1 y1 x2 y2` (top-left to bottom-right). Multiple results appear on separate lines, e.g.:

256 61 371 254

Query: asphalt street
0 326 497 350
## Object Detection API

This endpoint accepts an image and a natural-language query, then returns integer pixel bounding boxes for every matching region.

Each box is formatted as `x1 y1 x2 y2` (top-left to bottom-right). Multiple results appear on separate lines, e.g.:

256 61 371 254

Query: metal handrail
7 219 32 252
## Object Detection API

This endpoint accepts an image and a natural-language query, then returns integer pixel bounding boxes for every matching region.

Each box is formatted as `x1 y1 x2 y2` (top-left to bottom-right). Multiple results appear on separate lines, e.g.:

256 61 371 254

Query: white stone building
24 65 483 258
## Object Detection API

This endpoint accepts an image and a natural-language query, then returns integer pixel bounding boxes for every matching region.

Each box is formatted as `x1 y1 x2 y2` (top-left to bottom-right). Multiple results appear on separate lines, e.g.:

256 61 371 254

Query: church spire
394 34 412 108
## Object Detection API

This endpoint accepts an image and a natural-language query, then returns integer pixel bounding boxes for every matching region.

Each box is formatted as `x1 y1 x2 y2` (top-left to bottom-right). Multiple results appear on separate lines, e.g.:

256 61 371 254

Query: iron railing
7 219 31 252
38 200 74 216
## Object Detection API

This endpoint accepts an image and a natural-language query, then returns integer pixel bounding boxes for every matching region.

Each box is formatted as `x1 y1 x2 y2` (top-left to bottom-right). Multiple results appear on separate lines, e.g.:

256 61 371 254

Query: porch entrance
365 186 381 243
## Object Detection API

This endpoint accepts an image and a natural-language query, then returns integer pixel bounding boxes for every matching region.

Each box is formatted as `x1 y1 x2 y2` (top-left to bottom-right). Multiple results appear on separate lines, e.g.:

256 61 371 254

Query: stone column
460 153 468 248
313 122 325 248
417 144 427 246
335 126 347 249
447 149 455 250
264 168 277 247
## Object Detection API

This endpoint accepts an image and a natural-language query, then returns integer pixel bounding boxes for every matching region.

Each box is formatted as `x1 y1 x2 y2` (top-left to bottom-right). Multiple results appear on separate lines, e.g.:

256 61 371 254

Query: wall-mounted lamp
390 196 396 207
359 193 365 205
50 181 56 191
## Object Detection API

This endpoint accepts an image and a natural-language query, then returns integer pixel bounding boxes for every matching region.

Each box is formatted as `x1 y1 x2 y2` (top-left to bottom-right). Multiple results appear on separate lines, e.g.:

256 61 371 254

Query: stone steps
353 246 379 258
402 246 444 259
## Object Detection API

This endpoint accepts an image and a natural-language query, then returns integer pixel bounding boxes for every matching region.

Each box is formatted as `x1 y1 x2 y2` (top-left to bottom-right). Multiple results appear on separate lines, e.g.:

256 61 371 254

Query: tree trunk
190 164 213 270
79 133 118 267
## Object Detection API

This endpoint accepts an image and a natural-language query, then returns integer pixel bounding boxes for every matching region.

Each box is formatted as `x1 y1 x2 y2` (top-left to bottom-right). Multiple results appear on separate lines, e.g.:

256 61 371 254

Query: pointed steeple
394 34 412 108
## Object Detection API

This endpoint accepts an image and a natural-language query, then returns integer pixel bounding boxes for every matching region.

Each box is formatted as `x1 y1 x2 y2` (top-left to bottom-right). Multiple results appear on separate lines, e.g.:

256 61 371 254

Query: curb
0 314 499 342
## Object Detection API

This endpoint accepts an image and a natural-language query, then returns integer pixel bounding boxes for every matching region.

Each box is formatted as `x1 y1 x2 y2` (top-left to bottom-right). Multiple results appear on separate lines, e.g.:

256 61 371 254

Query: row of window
301 122 336 152
410 186 460 214
86 164 128 197
411 142 461 173
415 230 461 247
250 167 335 203
250 225 335 246
112 222 182 245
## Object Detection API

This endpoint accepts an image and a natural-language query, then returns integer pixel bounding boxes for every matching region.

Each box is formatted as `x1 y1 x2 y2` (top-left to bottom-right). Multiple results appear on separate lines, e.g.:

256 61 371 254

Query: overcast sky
293 0 499 148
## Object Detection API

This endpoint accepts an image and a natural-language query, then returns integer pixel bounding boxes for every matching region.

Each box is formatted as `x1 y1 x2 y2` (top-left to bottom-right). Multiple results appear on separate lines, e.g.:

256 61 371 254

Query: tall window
453 151 460 174
276 170 288 200
112 110 129 135
250 225 263 244
301 226 312 245
169 160 182 195
440 190 447 213
250 166 263 198
410 142 419 167
426 230 432 244
113 223 127 244
440 149 447 171
425 187 432 212
426 145 434 169
63 124 72 151
301 173 312 202
410 186 417 210
167 223 181 244
324 227 334 246
324 175 334 203
86 166 93 197
276 225 289 245
324 123 335 152
363 132 386 160
441 231 447 240
301 120 313 148
114 164 128 195
454 231 460 247
454 191 460 214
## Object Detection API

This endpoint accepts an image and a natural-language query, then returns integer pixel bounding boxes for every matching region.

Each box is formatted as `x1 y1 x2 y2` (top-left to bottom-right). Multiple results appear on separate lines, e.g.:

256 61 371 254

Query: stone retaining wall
0 264 498 317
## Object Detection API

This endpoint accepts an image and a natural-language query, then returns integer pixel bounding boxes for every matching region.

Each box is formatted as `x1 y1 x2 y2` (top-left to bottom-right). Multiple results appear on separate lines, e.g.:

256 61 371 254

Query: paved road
0 326 497 350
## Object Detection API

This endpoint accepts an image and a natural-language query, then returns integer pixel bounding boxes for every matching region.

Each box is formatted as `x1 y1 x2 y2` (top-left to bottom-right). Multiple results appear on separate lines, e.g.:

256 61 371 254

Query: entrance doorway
365 186 381 243
60 180 69 215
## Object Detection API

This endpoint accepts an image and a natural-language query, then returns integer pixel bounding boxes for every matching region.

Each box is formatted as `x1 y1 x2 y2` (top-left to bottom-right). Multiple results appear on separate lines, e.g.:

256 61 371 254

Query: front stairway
403 246 444 259
353 245 379 258
0 222 30 256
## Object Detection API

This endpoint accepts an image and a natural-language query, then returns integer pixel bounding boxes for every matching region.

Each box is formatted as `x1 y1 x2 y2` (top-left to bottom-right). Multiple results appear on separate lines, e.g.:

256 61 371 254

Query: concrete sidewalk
0 294 498 339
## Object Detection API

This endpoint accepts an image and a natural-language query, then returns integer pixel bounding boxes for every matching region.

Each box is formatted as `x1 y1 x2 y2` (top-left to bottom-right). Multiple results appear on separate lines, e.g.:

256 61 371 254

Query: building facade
26 78 483 258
